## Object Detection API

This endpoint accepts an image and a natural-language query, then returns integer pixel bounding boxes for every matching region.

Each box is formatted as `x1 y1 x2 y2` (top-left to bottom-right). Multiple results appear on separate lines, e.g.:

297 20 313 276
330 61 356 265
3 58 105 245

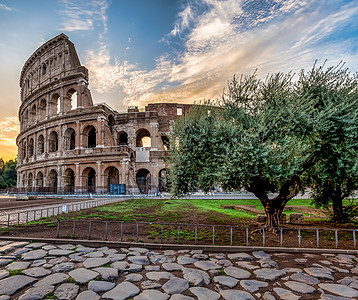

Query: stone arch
64 168 75 193
83 125 96 148
108 115 115 133
66 88 77 111
28 173 33 190
48 169 58 192
23 109 28 128
118 131 128 146
37 135 44 155
104 166 119 192
82 167 96 193
50 93 60 115
28 138 34 157
136 168 151 194
136 128 151 147
159 168 170 192
49 131 58 152
36 171 44 188
30 104 36 124
39 99 46 119
64 128 76 150
22 173 27 188
22 140 27 159
161 136 170 150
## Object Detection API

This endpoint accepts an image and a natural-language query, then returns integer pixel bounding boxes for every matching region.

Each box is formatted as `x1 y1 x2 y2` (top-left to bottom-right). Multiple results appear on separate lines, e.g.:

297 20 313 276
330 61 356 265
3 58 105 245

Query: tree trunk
331 195 344 222
248 176 300 228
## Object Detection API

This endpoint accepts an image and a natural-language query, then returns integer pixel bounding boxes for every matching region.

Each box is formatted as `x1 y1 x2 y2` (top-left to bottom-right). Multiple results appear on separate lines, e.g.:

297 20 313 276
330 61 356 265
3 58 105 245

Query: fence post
316 229 319 248
34 210 36 221
26 211 28 223
195 226 197 244
335 230 338 248
212 226 215 245
354 230 356 248
40 209 43 218
7 214 10 227
72 220 76 238
298 229 301 247
136 223 139 242
105 221 108 241
280 228 283 247
230 227 233 246
17 212 20 224
262 228 265 246
120 222 123 242
56 221 60 238
178 226 180 242
246 228 249 246
88 221 92 240
161 225 163 244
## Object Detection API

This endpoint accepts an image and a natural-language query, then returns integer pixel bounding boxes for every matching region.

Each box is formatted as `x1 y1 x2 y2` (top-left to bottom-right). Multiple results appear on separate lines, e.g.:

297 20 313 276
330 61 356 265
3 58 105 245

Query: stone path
0 240 357 299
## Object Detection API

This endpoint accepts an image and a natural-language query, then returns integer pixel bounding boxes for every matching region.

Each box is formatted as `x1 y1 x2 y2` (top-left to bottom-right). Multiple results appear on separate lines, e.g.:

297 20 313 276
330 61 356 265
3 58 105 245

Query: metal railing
49 219 358 250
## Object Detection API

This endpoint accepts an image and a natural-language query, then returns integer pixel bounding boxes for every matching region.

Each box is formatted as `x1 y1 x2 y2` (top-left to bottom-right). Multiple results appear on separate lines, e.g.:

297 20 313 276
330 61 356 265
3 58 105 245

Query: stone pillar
75 121 80 150
58 125 63 156
46 94 50 118
96 162 103 193
97 117 105 148
75 163 81 193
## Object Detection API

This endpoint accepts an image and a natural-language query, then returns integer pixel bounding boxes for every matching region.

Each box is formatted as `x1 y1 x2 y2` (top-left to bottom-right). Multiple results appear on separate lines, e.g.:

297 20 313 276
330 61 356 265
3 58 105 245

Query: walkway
0 240 357 299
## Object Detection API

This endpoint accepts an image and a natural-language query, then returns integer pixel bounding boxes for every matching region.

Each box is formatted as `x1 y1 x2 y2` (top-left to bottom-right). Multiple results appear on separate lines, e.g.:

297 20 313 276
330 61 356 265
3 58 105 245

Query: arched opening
64 168 75 193
48 169 58 193
118 132 128 146
64 128 76 150
36 172 44 188
104 166 119 192
42 63 46 75
66 88 77 111
22 173 27 188
159 169 170 192
50 93 60 115
28 173 33 191
22 141 27 159
28 138 34 157
30 105 36 124
83 125 96 148
108 115 115 133
49 131 58 152
37 135 44 155
83 167 96 193
136 129 151 147
23 110 28 128
136 169 151 194
161 136 170 150
39 99 47 119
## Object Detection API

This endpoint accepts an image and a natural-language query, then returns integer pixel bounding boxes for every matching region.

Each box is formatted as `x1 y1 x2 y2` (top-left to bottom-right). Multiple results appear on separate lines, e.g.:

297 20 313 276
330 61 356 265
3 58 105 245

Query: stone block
290 213 304 224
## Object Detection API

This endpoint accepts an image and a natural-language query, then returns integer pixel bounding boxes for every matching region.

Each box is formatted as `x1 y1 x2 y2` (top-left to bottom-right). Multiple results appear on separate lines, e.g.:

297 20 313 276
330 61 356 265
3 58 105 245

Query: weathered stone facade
16 34 192 194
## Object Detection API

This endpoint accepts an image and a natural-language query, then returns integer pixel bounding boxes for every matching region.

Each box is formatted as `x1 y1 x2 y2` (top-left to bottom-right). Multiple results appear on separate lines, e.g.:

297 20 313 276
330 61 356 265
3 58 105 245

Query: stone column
75 163 81 193
96 162 103 193
75 121 80 150
46 94 50 118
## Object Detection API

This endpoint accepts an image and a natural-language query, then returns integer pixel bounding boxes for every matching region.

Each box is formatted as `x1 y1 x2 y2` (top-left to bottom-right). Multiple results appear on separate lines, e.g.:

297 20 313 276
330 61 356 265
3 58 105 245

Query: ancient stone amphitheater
16 33 192 194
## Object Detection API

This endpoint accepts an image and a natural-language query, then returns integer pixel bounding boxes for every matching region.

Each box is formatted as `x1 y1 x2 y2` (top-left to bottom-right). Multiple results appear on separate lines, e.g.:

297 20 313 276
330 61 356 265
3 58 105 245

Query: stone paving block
34 273 69 286
76 290 100 300
0 275 37 295
88 280 115 292
54 283 79 299
134 290 170 300
102 281 140 300
162 278 189 294
69 268 99 284
18 284 54 300
220 289 255 300
189 287 220 300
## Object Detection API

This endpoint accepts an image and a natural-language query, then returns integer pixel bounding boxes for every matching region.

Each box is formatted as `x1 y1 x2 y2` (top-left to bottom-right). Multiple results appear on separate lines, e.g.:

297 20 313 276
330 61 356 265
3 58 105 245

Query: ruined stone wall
16 34 192 194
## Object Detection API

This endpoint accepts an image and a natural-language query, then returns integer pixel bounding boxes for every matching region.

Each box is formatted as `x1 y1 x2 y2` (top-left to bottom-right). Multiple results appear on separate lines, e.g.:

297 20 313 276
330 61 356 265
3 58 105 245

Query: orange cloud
0 117 19 161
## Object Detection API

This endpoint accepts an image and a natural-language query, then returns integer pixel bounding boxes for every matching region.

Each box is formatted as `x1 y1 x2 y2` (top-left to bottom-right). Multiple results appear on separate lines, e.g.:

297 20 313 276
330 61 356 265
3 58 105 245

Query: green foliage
169 62 358 222
0 158 17 188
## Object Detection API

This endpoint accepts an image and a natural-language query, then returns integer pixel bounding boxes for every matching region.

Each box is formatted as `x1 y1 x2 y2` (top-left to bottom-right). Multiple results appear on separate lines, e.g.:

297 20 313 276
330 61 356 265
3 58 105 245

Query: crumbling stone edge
0 235 357 255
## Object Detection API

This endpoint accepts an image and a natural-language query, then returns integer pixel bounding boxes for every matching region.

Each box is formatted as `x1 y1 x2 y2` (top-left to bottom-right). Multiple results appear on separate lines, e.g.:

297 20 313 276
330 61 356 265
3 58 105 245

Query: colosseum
16 33 192 194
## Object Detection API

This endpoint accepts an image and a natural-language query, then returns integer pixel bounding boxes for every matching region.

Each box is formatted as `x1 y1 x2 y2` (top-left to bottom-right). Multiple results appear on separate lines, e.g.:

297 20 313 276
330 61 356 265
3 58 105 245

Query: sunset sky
0 0 358 161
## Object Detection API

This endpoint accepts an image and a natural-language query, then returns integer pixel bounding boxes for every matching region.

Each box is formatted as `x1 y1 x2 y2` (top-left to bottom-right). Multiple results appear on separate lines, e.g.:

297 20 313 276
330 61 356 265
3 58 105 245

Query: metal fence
0 198 127 227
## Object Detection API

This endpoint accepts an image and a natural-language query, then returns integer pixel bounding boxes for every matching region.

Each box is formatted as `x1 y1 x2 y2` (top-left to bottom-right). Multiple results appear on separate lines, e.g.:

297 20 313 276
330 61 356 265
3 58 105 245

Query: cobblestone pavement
0 240 358 299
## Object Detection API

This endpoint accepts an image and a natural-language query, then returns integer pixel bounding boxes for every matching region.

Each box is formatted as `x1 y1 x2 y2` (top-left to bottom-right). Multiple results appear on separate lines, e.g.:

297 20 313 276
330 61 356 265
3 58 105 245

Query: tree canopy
0 159 17 188
169 63 358 226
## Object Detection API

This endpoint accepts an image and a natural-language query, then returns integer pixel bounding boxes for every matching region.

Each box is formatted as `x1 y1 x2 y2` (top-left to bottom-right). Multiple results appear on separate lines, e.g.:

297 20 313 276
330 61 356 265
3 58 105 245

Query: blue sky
0 0 358 159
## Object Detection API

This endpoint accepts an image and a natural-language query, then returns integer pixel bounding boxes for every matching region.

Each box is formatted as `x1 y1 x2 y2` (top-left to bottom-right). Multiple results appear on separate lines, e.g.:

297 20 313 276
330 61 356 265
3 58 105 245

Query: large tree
169 63 358 226
292 63 358 221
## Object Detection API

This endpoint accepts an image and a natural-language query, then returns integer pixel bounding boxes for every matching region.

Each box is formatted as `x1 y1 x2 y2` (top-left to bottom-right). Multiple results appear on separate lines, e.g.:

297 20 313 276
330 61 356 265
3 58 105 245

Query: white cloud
59 0 108 32
85 0 358 108
0 3 12 11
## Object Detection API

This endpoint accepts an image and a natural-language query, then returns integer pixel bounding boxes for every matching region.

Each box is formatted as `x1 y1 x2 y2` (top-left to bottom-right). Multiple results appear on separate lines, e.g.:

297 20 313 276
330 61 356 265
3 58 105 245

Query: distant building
16 33 192 194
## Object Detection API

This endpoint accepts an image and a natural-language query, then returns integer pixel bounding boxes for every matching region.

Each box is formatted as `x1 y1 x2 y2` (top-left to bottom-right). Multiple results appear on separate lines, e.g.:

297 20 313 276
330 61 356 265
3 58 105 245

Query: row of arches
21 125 96 159
22 167 169 194
21 88 78 129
